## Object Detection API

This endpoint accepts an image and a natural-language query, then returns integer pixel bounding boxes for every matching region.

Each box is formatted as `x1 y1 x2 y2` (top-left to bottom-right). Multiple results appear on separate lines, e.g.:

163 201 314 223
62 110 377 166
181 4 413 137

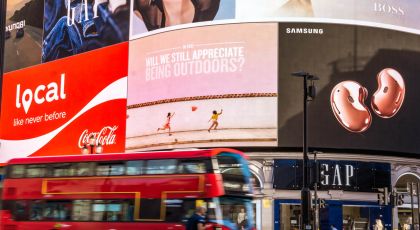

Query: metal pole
301 75 311 229
313 152 318 230
417 183 420 229
411 183 415 228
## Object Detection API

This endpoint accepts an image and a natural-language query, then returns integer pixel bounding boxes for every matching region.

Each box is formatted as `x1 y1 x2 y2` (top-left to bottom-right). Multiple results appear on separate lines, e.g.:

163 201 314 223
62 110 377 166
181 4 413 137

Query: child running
208 109 222 132
157 112 175 136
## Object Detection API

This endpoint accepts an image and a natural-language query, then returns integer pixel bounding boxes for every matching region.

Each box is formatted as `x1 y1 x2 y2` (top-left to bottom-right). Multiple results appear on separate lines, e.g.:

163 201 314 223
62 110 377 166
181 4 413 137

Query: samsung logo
286 28 324 34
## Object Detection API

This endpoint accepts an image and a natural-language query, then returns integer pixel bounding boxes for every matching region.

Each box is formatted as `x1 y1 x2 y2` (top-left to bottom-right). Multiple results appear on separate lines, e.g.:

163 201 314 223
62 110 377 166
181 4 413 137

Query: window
139 199 162 219
28 200 72 221
72 200 91 221
106 201 131 221
29 200 43 220
9 165 25 178
178 160 207 174
75 162 94 176
165 199 196 223
96 162 125 176
91 200 131 221
146 159 177 174
14 200 29 221
92 200 107 221
218 197 253 229
26 165 46 178
126 160 145 175
43 201 71 221
50 163 76 177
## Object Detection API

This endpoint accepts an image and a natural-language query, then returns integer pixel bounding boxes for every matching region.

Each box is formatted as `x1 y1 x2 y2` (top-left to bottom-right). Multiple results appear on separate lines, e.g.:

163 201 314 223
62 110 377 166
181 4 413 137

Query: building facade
248 152 420 230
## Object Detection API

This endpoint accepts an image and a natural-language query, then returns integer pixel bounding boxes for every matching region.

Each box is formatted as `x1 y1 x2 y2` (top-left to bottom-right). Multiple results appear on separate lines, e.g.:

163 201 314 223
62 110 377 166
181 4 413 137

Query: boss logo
374 2 405 15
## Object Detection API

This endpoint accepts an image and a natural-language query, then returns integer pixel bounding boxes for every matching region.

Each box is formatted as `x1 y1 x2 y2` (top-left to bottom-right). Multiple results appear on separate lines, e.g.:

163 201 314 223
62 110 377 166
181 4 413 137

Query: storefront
273 199 392 230
272 159 392 230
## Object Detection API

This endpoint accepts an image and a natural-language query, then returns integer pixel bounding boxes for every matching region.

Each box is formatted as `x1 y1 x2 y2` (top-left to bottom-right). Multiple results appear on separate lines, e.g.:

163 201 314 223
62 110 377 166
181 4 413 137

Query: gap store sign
273 159 391 192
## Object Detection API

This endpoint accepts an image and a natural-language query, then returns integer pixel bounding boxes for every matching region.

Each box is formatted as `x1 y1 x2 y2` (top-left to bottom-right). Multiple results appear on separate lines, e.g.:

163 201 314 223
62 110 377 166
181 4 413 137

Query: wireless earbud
371 68 405 118
330 81 372 133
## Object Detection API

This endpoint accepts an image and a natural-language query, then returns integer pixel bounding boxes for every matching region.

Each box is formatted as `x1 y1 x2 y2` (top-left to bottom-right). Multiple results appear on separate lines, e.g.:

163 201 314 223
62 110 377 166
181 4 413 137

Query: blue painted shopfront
273 199 393 230
272 160 392 230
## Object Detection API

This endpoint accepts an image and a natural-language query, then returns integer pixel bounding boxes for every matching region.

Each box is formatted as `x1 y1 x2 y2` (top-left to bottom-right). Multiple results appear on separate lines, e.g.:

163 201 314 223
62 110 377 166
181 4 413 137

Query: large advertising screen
127 23 278 150
130 0 236 38
41 0 130 63
5 0 420 73
3 0 131 72
236 0 420 31
4 0 44 73
277 22 420 154
0 43 128 163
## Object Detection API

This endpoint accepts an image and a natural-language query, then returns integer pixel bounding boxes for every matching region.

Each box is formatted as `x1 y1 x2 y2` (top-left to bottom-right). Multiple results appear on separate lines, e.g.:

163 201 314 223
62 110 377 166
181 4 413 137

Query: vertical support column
392 204 399 230
417 183 420 229
262 160 274 230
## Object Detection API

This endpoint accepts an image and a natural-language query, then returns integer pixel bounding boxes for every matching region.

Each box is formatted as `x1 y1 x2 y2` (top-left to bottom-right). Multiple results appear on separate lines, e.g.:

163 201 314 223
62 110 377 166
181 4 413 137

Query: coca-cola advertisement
0 43 129 163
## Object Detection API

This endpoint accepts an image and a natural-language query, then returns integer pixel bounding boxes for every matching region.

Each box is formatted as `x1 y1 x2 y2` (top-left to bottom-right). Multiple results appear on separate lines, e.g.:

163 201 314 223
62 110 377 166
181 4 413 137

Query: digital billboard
277 22 420 154
127 23 278 150
5 0 420 73
3 0 131 72
4 0 44 72
130 0 236 38
41 0 130 63
236 0 420 31
0 43 129 163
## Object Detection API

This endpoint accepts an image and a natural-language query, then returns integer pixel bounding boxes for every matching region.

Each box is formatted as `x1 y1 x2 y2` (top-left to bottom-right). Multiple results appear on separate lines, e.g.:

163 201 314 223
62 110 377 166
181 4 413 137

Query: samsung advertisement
277 22 420 154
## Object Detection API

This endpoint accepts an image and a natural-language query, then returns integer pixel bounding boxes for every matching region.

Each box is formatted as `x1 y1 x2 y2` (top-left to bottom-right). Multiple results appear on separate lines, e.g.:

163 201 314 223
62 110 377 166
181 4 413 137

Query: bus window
26 165 46 178
126 160 145 175
139 198 161 220
165 199 196 223
106 201 131 221
178 160 207 174
72 200 91 221
91 200 131 221
14 200 29 221
43 201 71 221
96 162 125 176
217 155 251 194
92 200 107 221
75 162 94 176
217 197 254 229
9 165 25 178
50 163 76 177
146 159 177 174
29 200 43 220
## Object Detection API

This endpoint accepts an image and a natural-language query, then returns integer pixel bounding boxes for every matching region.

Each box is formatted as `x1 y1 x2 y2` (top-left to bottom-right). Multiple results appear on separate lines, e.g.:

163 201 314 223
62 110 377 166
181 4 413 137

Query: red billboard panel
0 43 129 163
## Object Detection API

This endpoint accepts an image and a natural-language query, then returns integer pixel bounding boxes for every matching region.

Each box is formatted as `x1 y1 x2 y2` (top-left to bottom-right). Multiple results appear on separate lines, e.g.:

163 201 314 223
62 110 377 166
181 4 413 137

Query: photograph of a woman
131 0 235 36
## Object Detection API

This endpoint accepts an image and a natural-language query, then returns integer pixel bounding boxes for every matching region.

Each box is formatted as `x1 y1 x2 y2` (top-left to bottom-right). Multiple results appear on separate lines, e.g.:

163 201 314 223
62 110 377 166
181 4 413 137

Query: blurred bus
0 148 254 230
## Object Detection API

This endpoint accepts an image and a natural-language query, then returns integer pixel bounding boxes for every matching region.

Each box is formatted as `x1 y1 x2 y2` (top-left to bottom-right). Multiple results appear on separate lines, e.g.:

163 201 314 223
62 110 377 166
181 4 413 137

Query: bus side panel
1 221 186 230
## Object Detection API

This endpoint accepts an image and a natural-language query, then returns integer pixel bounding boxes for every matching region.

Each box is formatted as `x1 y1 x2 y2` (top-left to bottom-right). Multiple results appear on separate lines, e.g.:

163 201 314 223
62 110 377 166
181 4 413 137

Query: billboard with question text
126 23 278 150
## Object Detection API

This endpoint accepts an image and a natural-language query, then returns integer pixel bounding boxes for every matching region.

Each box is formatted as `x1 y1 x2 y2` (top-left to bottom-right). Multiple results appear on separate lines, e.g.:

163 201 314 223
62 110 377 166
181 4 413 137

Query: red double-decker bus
0 148 255 230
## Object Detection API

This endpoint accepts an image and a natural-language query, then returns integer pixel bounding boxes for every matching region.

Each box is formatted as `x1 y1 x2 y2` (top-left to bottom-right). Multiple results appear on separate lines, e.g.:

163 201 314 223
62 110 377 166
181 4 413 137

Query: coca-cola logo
78 125 118 148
